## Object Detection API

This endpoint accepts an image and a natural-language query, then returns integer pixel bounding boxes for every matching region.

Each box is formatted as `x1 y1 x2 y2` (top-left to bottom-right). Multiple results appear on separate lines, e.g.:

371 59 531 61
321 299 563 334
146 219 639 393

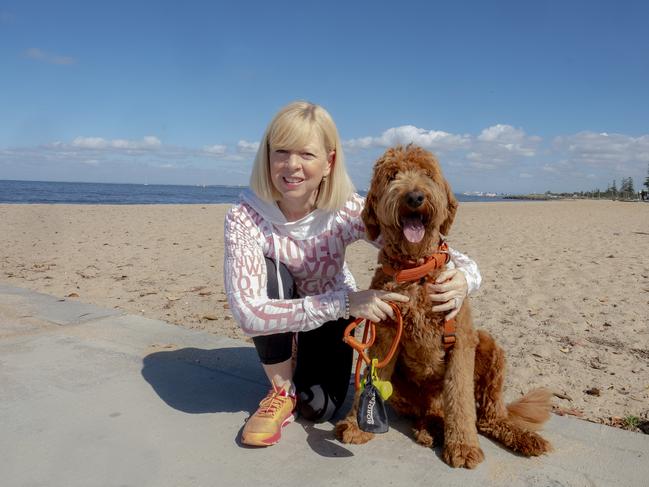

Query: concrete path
1 283 647 487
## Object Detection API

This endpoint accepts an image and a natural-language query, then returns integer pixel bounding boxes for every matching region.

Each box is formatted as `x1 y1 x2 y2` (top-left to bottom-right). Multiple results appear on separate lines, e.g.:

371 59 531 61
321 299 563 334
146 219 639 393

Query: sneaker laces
257 384 293 417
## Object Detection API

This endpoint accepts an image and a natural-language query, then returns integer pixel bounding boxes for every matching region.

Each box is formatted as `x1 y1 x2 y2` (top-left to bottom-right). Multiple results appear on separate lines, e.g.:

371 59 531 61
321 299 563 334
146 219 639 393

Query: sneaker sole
241 413 296 447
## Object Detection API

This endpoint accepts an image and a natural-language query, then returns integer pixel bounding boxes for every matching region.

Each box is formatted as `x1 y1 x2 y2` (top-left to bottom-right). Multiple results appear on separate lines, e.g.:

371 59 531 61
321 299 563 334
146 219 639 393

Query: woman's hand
348 290 409 322
427 269 468 321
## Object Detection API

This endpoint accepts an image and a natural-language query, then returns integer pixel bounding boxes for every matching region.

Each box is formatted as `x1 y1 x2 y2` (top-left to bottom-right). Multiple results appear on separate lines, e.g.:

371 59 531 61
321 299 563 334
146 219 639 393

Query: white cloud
3 126 648 192
72 137 108 149
24 47 76 65
345 123 539 170
72 136 161 150
553 132 649 167
470 124 540 164
202 144 227 156
345 125 470 152
478 124 527 143
237 140 259 153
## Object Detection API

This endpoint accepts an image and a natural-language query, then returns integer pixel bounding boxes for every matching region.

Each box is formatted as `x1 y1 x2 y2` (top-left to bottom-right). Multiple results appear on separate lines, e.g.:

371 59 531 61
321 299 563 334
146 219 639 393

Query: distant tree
619 177 635 199
644 163 649 191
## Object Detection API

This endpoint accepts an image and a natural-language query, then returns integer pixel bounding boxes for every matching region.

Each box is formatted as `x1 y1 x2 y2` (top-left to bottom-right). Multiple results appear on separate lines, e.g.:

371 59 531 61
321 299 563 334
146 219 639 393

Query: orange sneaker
241 382 297 446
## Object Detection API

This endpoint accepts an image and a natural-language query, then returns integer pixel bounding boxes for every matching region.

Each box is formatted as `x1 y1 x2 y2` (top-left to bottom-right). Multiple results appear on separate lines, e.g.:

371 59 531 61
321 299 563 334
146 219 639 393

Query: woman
224 101 481 446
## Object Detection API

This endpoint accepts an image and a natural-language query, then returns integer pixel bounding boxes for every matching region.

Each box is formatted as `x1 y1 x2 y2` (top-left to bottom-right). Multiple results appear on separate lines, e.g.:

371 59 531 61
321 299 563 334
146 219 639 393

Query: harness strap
381 242 450 283
443 318 456 350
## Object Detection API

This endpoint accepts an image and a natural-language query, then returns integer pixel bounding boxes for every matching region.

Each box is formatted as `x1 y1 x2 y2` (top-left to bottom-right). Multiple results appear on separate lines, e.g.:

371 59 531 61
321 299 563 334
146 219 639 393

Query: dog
335 145 552 468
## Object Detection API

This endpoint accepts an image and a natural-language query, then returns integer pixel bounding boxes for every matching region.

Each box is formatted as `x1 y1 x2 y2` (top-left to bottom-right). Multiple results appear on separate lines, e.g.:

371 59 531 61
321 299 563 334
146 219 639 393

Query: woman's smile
282 175 305 188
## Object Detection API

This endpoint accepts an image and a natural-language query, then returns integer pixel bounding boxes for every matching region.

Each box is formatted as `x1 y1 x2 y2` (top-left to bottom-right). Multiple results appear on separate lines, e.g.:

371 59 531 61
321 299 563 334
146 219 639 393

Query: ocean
0 180 508 204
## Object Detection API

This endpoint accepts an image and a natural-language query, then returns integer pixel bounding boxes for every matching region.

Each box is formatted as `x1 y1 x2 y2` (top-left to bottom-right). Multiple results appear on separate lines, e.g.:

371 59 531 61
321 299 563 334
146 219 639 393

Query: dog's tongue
402 215 425 243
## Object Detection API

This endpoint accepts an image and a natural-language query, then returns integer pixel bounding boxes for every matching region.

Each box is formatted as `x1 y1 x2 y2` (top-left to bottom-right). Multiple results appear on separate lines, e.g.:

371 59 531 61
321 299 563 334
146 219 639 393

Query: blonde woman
224 101 481 446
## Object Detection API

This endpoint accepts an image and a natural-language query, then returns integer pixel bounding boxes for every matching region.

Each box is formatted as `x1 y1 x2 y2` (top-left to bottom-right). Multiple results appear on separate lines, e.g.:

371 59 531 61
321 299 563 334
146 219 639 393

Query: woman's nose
286 152 301 168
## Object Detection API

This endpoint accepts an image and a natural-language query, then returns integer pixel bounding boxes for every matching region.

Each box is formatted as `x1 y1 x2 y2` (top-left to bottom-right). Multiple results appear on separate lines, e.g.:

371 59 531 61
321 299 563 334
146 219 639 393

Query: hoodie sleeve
223 205 348 337
447 247 482 295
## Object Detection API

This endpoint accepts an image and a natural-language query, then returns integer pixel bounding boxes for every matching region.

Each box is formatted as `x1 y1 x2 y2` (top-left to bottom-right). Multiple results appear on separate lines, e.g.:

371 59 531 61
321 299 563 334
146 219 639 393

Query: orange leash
342 302 403 390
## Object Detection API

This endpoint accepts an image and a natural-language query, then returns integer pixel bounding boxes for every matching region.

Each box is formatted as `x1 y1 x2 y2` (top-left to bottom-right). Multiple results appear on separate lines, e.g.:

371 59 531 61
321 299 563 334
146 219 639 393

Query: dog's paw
335 417 375 444
516 432 552 457
443 442 485 469
413 427 434 448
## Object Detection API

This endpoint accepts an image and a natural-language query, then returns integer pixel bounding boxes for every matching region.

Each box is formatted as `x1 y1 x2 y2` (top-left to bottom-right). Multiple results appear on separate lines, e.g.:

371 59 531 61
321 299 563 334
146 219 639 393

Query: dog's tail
477 388 553 456
506 388 553 431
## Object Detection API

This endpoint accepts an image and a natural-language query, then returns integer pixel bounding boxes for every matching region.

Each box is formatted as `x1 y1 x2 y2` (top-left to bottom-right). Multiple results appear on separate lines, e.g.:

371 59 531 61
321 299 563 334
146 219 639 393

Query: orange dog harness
382 242 451 283
381 241 457 352
343 243 458 390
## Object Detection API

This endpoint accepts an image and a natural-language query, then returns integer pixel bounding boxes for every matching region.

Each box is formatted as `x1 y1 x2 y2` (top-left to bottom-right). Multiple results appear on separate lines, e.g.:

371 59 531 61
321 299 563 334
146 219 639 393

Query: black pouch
357 370 389 433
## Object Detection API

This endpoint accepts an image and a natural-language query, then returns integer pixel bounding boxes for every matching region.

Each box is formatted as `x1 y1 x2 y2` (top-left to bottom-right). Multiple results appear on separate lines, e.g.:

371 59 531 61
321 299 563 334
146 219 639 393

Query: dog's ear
440 179 458 236
362 155 389 241
362 181 381 241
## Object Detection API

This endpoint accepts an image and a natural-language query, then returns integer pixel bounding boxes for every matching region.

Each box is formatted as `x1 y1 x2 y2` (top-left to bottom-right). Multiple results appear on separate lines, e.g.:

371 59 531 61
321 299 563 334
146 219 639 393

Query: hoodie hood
240 189 334 241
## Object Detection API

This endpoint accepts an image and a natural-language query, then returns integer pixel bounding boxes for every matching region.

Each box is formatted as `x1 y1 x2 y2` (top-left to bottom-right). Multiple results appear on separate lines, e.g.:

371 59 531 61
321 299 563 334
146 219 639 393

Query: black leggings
252 258 353 422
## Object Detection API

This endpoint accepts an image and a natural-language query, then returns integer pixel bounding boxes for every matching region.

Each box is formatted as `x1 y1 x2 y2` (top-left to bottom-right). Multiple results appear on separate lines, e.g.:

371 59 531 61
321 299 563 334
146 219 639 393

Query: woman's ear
325 150 335 177
440 180 458 236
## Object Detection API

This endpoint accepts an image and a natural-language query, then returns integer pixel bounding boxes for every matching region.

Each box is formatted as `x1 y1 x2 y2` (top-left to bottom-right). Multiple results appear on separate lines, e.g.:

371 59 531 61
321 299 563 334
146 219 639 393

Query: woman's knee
297 384 342 423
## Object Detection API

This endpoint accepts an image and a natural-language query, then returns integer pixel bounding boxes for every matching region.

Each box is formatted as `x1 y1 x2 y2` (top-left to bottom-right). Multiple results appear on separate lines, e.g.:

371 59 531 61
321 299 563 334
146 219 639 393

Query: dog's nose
405 191 425 208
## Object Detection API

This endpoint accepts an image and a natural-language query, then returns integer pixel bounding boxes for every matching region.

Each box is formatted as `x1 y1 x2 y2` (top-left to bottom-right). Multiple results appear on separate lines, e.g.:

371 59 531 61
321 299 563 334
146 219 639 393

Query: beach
1 200 647 428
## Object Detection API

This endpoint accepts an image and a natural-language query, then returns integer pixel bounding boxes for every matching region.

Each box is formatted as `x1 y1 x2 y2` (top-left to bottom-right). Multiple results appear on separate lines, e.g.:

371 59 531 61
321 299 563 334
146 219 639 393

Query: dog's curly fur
335 145 552 468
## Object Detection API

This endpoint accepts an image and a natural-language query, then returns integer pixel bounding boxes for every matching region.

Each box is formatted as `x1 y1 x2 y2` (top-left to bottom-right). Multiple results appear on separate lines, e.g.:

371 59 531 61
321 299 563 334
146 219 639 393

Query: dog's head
362 145 458 257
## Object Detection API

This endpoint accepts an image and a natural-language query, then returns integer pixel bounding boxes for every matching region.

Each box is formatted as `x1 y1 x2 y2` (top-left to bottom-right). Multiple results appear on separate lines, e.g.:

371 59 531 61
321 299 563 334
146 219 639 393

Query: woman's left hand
427 269 468 321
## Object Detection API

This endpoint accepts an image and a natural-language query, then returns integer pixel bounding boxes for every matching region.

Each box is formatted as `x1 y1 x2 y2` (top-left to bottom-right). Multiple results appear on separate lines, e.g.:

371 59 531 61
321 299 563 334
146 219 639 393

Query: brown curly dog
335 145 552 468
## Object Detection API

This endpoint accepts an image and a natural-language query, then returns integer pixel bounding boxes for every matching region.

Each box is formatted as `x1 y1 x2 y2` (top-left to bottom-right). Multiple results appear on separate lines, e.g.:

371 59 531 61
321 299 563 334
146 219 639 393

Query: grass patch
623 415 640 430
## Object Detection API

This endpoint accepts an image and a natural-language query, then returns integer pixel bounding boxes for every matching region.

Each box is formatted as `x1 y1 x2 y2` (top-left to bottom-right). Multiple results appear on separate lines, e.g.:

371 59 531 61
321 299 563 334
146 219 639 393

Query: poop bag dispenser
357 360 390 433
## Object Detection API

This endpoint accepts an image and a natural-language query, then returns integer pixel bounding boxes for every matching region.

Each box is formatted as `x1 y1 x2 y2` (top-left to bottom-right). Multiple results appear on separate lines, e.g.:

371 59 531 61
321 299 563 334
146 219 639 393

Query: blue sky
1 0 648 193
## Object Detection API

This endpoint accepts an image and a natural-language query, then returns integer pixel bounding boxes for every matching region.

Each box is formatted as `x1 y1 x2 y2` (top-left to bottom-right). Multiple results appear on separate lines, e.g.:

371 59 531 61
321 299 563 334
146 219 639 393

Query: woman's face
269 134 333 207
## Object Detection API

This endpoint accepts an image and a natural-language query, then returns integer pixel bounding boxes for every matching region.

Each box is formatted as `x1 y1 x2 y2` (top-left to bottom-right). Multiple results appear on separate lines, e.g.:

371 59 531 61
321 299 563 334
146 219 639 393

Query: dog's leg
442 330 484 469
413 418 434 447
334 387 375 444
413 415 444 448
474 330 552 456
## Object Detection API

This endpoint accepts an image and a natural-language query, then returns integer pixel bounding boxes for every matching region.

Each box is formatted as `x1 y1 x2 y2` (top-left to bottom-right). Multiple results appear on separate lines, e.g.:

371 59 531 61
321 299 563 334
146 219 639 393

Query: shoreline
1 200 648 431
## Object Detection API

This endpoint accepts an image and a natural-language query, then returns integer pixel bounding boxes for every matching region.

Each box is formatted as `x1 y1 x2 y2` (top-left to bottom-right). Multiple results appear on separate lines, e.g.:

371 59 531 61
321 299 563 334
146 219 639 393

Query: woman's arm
223 206 346 336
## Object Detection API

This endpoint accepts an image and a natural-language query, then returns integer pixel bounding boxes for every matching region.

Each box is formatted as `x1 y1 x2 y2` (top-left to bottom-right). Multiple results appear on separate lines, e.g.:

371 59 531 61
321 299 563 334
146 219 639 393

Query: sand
1 200 648 428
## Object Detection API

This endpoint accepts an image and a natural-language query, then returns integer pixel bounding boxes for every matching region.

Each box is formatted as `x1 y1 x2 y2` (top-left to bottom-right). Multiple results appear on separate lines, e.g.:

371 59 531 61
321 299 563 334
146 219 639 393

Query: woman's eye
302 152 316 159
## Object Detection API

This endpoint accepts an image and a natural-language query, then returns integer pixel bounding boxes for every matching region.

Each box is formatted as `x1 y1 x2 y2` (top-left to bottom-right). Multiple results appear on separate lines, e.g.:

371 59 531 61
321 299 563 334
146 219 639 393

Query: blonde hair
250 101 355 211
